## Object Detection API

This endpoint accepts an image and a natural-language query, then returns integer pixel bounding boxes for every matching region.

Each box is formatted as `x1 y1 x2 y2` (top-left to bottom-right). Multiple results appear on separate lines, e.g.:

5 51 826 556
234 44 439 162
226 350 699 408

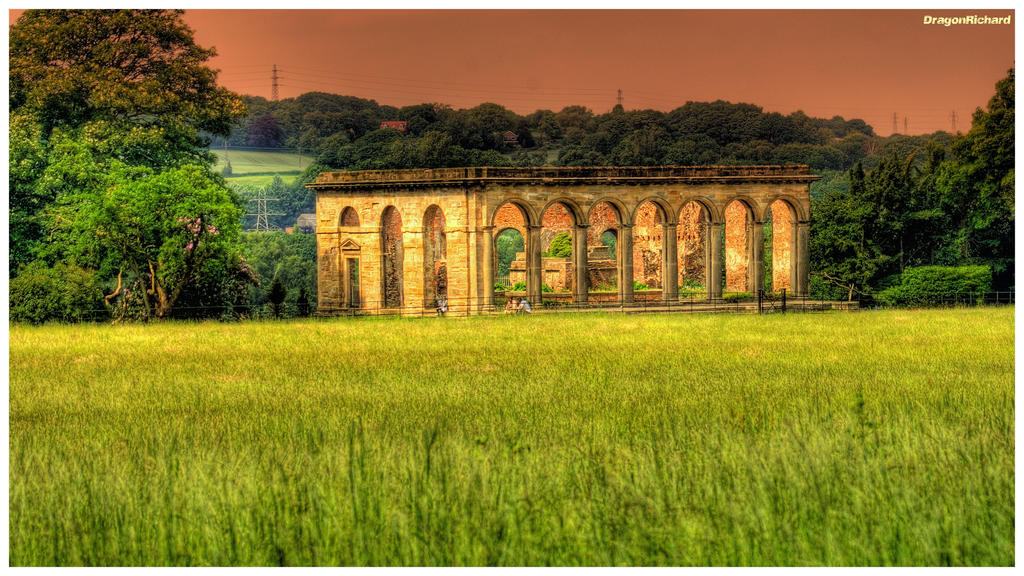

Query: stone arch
676 195 720 224
380 205 403 308
488 199 537 230
723 199 754 293
630 196 674 226
423 205 447 306
762 198 798 293
763 194 807 222
677 200 711 295
340 206 360 227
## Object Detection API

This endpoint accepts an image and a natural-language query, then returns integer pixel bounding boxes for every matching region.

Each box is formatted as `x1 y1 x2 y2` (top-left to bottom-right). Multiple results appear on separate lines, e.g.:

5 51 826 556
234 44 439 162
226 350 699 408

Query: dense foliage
811 70 1014 298
9 9 249 321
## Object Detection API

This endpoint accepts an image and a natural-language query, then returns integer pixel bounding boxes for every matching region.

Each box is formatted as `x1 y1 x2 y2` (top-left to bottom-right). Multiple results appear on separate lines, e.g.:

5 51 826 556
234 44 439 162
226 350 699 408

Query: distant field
212 149 312 184
9 308 1014 566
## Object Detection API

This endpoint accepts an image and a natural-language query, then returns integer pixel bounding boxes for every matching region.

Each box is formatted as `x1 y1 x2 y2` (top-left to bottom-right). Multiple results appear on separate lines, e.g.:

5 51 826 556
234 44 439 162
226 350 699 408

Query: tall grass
9 308 1014 566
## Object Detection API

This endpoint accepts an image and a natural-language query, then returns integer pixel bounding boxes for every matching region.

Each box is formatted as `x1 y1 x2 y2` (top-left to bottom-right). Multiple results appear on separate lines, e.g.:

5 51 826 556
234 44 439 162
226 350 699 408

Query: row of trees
210 93 886 172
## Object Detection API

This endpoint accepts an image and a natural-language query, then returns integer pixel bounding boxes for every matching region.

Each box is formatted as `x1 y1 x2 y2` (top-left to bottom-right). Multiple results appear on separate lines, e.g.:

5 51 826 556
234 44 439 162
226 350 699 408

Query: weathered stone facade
309 166 816 314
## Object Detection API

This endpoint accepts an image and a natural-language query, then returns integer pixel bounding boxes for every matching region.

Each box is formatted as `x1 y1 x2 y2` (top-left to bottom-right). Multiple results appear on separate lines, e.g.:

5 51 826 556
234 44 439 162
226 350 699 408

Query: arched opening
492 202 529 293
380 206 403 308
340 206 360 227
423 205 447 307
541 202 577 297
587 201 622 298
677 201 709 298
724 200 753 294
632 200 665 298
764 199 796 294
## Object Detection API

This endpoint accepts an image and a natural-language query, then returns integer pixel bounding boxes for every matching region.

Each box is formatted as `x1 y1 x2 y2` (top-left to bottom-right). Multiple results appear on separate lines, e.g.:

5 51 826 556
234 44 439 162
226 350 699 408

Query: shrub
493 283 508 292
510 281 526 291
633 281 649 291
722 292 751 303
268 277 287 318
880 265 992 307
544 232 572 258
10 261 106 324
542 283 553 293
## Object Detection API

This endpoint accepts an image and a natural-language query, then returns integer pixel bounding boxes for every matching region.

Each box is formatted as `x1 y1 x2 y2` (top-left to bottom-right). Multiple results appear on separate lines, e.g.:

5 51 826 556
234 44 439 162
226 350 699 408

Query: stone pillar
663 223 678 302
789 218 799 295
481 225 495 309
527 224 543 305
709 222 724 300
797 220 810 297
619 224 634 304
573 224 589 304
402 230 424 314
750 220 764 296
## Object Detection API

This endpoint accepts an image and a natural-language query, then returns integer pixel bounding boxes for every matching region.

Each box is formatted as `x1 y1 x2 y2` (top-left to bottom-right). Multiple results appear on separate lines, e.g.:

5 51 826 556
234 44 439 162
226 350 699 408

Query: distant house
380 121 408 132
502 130 519 147
294 213 316 234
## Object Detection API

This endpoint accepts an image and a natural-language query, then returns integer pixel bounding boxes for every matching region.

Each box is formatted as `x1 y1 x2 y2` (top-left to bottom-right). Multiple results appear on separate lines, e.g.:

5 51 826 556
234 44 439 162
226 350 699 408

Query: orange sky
10 9 1016 135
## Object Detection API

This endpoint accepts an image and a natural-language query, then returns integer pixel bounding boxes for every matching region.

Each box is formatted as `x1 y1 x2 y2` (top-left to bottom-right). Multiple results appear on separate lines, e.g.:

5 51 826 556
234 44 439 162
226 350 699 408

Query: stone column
750 220 764 296
789 218 799 294
573 224 589 304
663 223 678 302
709 222 724 300
797 220 810 297
619 224 634 304
481 225 495 309
527 224 543 305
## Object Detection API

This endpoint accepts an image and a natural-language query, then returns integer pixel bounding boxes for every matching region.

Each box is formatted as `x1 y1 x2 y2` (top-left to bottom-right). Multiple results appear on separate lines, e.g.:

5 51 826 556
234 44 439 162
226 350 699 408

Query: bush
494 283 508 292
722 292 751 303
510 281 526 291
10 261 106 324
542 283 553 293
633 281 649 291
544 232 572 258
880 265 992 307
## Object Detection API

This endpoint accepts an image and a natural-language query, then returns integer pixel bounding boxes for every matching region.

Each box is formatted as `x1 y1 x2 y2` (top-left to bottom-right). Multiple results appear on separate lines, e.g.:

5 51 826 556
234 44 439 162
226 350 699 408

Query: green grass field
212 149 312 188
9 308 1014 566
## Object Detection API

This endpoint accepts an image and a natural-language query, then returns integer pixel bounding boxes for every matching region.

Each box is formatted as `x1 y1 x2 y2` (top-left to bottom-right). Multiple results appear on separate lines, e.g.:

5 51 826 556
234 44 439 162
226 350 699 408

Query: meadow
212 149 312 188
8 308 1014 566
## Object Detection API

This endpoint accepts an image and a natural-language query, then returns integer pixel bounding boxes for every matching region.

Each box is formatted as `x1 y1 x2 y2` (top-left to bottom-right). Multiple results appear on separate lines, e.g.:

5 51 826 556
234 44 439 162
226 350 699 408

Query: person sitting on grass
504 296 516 314
517 297 532 314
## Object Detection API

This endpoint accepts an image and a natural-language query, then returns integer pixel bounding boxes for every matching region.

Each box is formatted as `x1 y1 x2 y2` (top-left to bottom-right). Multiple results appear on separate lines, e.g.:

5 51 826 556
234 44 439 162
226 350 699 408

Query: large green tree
10 9 249 320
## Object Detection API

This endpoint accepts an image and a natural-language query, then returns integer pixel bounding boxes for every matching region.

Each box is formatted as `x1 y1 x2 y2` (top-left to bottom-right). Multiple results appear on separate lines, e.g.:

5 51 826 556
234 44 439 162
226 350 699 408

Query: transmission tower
246 188 284 232
951 110 958 133
892 112 898 134
271 64 280 102
616 88 623 109
903 116 908 134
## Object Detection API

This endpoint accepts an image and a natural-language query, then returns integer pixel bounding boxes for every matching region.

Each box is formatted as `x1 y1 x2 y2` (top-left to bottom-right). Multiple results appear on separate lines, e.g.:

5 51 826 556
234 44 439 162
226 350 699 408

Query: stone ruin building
308 166 817 314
